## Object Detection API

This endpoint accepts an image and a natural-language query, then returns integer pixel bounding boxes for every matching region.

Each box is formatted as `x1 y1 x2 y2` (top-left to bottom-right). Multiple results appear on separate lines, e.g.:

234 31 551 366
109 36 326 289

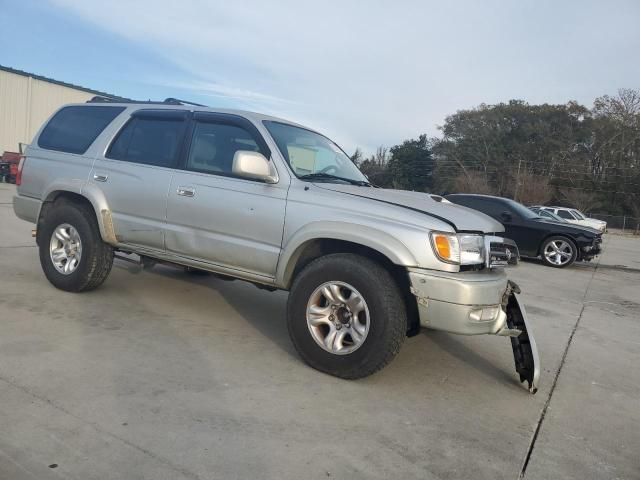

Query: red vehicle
1 152 21 183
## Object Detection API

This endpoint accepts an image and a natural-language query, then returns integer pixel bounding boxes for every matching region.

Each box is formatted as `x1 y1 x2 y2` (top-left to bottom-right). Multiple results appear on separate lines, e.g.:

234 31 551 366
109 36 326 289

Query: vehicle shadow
116 260 524 387
425 330 521 389
131 263 299 360
521 257 598 270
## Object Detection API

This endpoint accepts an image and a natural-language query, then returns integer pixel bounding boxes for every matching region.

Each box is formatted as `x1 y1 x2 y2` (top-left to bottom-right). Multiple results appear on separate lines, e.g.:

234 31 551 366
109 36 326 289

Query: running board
504 282 540 394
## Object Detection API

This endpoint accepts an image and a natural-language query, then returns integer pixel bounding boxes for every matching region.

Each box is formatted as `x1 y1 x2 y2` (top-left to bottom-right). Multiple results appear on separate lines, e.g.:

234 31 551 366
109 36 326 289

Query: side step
114 253 156 270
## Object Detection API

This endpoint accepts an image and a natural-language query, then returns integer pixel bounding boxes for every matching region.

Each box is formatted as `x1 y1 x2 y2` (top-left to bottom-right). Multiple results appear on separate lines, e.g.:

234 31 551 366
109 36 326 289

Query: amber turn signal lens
433 234 451 260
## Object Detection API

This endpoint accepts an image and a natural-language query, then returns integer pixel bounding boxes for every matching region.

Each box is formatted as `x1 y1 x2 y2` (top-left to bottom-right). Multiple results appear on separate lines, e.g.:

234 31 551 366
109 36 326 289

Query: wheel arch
38 186 116 245
277 233 420 336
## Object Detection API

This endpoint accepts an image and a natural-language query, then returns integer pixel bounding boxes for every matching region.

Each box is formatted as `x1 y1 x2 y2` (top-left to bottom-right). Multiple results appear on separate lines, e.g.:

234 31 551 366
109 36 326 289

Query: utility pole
513 158 522 202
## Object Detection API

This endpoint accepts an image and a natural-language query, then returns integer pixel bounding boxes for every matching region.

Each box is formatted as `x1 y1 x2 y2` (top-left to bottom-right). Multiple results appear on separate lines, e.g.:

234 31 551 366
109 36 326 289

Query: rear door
89 109 189 250
164 112 288 280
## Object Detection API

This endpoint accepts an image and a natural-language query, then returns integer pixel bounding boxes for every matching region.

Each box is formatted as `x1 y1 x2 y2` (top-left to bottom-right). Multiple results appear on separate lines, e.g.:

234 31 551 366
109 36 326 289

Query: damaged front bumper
409 268 540 393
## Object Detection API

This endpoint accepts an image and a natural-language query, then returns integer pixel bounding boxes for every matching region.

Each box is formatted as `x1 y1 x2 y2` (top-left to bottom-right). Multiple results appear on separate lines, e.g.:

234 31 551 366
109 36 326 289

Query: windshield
538 209 566 222
571 209 585 220
264 121 368 183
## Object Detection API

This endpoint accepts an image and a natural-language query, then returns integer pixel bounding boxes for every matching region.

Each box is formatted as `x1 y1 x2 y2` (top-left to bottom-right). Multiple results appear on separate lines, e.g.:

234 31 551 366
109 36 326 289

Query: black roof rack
87 96 208 107
164 97 207 107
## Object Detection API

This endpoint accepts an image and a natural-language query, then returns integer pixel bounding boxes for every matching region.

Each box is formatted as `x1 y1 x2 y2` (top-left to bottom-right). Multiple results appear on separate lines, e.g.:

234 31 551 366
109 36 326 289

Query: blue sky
1 0 639 153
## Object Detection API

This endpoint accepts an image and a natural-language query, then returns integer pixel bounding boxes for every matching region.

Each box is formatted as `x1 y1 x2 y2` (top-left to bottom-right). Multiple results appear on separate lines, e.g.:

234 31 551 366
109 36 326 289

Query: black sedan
446 194 602 268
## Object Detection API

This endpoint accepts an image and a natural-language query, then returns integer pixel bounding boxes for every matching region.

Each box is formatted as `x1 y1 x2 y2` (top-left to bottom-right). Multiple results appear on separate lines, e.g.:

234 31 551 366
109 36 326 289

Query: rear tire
38 200 114 292
287 253 406 379
540 236 577 268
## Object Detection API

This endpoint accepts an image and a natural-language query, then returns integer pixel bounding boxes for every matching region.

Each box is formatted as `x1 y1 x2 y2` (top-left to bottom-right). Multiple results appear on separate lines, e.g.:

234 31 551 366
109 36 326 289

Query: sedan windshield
264 121 369 184
571 209 585 220
537 209 566 222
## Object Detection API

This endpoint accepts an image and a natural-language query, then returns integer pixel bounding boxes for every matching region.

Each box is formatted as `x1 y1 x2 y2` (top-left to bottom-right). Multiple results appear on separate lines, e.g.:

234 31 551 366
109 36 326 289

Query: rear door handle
177 186 195 197
93 173 108 182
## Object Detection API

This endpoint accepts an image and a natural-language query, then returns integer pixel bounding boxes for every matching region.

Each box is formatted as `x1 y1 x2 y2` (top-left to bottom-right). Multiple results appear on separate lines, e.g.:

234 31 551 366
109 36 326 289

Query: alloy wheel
543 239 573 266
49 223 83 275
306 281 370 355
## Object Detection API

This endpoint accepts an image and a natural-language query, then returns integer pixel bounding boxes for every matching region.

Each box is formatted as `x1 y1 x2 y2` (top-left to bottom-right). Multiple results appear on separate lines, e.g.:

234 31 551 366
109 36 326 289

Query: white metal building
0 65 122 154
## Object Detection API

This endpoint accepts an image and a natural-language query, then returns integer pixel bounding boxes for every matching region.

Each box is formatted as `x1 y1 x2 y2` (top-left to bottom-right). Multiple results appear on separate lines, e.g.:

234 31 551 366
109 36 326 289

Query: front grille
487 237 520 268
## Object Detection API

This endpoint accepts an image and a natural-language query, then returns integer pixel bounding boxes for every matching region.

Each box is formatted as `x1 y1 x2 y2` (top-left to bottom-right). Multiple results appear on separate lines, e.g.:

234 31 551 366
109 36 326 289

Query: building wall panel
0 70 94 153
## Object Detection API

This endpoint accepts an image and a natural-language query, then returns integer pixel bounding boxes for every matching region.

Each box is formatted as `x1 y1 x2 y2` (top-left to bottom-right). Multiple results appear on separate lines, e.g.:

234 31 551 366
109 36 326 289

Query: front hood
584 219 606 226
314 184 504 233
533 218 600 235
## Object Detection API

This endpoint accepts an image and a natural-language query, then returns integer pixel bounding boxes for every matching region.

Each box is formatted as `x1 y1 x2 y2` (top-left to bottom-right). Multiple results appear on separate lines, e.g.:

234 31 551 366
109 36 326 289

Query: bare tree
559 188 601 212
627 200 640 235
593 88 640 126
512 171 554 205
453 171 494 194
373 146 389 166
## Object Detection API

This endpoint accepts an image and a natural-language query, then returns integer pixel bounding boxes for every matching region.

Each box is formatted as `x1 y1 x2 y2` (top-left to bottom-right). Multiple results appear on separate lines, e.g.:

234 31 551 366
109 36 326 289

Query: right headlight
429 232 485 265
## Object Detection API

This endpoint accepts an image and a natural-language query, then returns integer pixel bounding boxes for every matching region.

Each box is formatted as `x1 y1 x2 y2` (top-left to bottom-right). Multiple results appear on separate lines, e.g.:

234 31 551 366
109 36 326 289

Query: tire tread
287 253 406 379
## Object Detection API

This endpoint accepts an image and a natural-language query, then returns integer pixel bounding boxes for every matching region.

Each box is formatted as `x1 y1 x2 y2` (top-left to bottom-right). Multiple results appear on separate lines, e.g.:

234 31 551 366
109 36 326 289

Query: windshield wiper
298 172 372 187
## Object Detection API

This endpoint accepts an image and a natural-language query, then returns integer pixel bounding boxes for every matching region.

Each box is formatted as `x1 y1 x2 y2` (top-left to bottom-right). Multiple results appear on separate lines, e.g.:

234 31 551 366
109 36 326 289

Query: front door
164 113 288 279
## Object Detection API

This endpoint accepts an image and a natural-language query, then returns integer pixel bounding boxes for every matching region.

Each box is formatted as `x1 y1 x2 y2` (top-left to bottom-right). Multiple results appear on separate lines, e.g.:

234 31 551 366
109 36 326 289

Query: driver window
557 210 574 220
187 122 259 175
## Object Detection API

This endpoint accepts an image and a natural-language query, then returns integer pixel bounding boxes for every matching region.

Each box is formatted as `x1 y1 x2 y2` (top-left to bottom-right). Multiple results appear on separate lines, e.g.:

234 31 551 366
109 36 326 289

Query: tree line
351 89 640 217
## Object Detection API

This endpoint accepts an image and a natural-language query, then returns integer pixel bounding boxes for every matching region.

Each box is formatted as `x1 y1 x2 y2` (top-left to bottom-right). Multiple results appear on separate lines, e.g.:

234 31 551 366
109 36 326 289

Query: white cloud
50 0 640 154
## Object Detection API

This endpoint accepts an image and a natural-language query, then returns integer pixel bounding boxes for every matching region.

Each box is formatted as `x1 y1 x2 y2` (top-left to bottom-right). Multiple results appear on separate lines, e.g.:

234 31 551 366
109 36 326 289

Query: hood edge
316 185 460 231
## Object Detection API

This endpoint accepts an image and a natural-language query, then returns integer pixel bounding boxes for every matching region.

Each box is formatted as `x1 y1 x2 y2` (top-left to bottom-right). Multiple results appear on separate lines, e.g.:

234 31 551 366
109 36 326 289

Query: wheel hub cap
306 281 370 355
49 223 82 275
543 240 572 266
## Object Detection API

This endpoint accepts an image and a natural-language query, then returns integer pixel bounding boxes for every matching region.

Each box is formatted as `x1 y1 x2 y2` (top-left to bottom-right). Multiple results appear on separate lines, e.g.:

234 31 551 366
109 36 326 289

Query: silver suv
13 98 539 391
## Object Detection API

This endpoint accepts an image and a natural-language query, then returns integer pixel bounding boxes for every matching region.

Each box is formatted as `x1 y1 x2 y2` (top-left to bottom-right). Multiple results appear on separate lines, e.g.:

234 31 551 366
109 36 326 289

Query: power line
431 176 639 195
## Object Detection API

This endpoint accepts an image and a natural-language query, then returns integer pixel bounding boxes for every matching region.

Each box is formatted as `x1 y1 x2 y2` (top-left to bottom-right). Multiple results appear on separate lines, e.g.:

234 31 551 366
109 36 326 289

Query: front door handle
93 173 108 182
177 186 195 197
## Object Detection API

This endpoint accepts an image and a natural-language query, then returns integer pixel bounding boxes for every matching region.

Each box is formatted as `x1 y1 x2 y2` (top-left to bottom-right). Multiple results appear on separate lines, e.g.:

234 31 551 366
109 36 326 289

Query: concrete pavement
0 183 638 479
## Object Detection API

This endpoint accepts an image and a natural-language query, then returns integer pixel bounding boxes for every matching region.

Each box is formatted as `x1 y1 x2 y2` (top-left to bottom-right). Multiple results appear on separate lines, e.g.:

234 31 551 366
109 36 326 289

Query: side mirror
232 151 278 183
500 211 513 223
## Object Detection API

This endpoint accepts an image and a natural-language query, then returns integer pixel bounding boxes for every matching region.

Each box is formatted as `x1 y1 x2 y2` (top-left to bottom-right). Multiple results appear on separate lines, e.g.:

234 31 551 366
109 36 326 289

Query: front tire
287 253 406 379
38 200 114 292
540 236 577 268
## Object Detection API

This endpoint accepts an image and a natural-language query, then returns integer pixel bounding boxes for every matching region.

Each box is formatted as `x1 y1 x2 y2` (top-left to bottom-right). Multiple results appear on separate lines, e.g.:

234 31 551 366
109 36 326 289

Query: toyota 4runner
13 98 540 391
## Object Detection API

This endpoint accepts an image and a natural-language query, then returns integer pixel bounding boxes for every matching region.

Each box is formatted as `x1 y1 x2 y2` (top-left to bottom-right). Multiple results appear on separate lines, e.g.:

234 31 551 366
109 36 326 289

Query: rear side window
451 197 495 216
470 199 505 218
107 111 188 167
38 106 125 154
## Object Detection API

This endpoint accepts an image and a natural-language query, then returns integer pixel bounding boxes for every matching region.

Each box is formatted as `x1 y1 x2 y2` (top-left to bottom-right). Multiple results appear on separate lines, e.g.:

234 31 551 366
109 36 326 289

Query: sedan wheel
541 236 576 268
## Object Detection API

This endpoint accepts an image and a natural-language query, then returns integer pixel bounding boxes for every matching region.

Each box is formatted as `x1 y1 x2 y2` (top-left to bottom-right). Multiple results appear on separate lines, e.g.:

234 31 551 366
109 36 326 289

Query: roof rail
87 96 208 107
87 96 124 103
164 97 208 107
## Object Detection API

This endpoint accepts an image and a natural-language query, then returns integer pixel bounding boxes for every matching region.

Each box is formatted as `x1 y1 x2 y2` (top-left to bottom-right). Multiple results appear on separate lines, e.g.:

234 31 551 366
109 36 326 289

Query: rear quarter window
38 106 125 154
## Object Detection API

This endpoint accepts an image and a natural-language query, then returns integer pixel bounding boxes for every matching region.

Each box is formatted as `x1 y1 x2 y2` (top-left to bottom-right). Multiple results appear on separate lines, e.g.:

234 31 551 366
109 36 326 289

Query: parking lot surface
1 183 638 480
